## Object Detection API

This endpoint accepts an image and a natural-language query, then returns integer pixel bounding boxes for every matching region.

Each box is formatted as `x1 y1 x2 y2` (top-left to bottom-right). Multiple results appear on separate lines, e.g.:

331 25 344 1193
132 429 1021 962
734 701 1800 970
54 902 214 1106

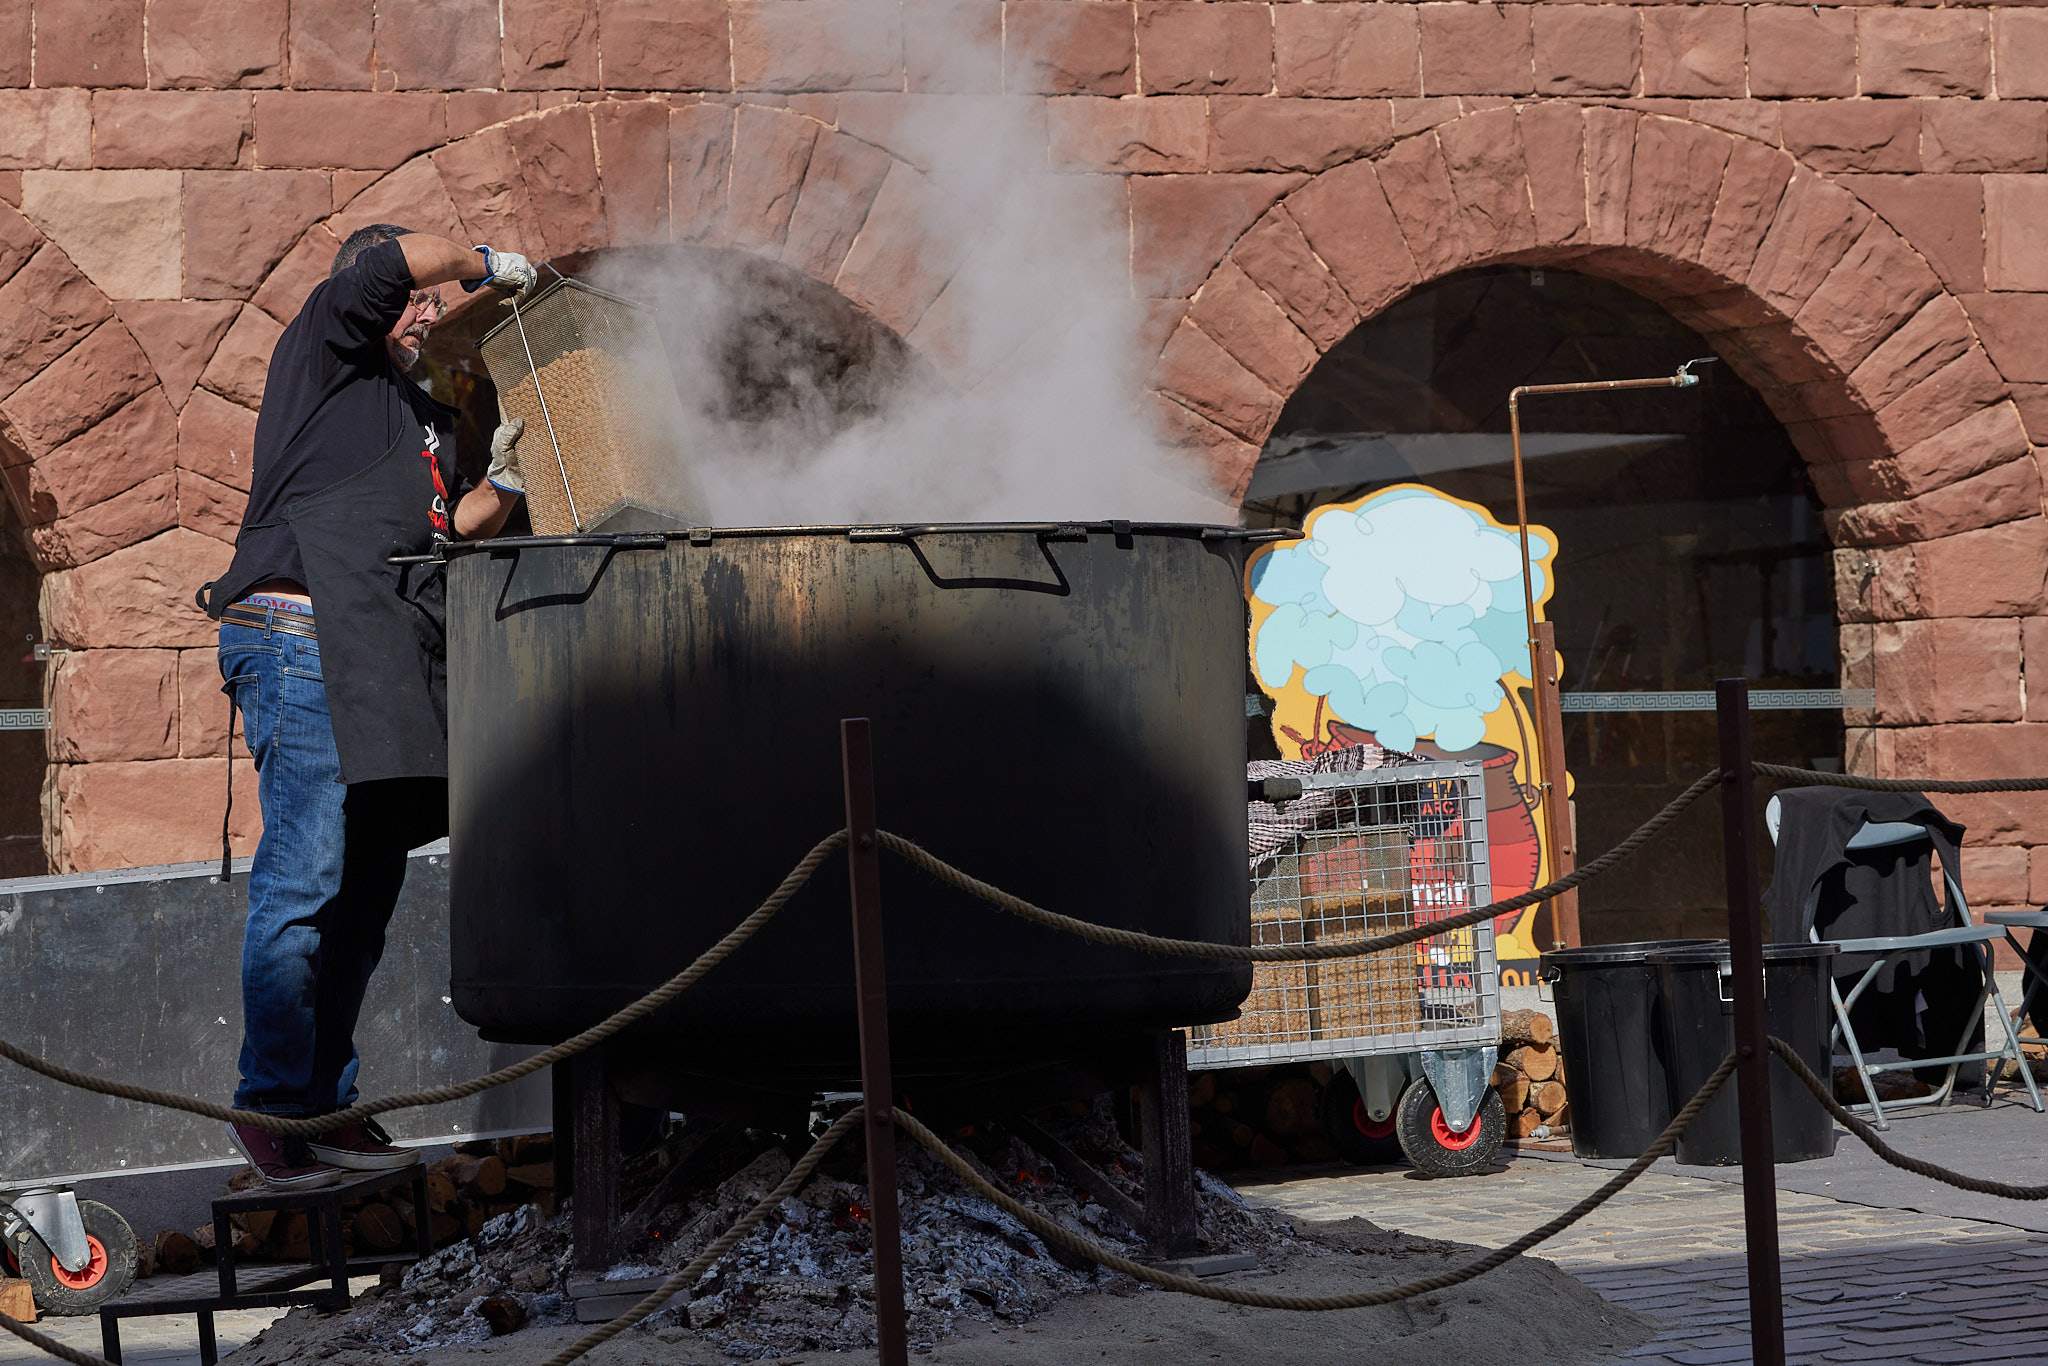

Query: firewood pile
137 1134 558 1279
1188 1064 1341 1171
1494 1009 1570 1141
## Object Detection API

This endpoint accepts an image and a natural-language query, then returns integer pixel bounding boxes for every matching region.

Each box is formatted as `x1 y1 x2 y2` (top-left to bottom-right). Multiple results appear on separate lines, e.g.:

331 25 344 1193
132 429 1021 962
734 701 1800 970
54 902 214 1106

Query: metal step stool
97 1163 432 1365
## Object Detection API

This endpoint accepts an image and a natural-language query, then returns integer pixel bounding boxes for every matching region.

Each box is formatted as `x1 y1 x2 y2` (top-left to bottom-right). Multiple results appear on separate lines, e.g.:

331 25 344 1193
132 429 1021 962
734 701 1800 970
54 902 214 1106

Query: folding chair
1985 909 2048 1051
1766 796 2044 1130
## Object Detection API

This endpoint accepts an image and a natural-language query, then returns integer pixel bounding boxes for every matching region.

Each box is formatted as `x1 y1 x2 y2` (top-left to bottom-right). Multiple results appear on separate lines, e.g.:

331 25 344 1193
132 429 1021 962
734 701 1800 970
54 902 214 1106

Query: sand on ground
228 1217 1651 1366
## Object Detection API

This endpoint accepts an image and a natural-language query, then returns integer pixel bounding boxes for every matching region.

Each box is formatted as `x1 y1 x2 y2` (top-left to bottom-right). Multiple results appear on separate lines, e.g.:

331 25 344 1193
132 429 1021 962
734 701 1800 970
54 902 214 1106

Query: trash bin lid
1647 942 1839 967
1539 938 1721 969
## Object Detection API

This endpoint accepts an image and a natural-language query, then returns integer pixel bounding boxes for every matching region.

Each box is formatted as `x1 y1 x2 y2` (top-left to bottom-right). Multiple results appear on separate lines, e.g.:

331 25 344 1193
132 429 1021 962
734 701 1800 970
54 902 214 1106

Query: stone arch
247 98 971 385
1160 104 2048 846
1157 104 2040 576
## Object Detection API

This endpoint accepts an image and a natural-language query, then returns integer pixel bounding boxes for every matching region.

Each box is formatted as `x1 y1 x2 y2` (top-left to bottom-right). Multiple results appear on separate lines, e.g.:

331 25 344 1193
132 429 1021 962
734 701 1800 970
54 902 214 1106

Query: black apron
206 386 463 789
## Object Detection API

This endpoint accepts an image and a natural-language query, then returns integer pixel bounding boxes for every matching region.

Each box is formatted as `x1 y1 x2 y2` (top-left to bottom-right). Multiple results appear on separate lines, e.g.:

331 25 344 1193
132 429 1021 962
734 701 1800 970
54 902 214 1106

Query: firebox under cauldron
444 522 1269 1098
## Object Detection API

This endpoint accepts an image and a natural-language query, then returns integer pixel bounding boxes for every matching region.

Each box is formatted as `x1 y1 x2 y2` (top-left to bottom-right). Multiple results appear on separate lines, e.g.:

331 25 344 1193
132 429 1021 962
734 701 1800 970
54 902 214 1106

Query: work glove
462 246 538 297
486 418 525 496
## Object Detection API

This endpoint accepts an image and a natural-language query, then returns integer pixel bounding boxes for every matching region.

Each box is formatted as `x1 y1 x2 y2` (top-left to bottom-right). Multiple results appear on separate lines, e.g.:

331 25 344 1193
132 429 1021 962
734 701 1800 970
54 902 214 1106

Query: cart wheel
15 1200 137 1315
1318 1071 1404 1166
1394 1078 1505 1178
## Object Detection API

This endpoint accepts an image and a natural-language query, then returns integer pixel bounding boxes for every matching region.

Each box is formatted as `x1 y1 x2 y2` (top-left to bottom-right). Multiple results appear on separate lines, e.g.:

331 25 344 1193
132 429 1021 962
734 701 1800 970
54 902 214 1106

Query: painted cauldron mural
1246 484 1566 976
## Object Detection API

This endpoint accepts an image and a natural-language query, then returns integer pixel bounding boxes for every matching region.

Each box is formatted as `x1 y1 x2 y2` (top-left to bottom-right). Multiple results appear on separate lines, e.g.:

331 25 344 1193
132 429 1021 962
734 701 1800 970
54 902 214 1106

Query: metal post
1715 679 1786 1366
1532 621 1579 949
841 718 908 1366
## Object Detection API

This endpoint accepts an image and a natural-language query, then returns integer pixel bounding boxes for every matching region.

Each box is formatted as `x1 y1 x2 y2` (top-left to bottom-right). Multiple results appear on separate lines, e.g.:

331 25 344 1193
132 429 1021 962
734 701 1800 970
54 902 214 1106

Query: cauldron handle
850 525 1080 597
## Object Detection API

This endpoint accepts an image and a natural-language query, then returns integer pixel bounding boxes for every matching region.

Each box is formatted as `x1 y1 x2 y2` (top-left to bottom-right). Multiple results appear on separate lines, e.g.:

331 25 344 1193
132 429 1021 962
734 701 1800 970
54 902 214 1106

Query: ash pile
239 1104 1297 1361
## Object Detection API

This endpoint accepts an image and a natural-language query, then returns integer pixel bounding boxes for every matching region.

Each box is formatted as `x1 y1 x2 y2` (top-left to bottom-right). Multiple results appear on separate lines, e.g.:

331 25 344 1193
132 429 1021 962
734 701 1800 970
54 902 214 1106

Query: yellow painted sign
1246 484 1566 972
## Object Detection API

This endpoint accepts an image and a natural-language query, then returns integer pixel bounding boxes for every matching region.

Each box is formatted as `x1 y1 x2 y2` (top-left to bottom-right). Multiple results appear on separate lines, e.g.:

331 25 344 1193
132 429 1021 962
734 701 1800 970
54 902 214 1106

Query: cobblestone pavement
1238 1155 2048 1365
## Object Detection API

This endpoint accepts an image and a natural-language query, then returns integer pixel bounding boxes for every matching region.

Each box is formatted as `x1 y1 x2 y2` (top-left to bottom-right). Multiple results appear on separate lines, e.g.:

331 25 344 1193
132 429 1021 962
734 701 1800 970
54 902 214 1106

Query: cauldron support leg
552 1058 575 1201
571 1047 625 1270
1137 1030 1199 1258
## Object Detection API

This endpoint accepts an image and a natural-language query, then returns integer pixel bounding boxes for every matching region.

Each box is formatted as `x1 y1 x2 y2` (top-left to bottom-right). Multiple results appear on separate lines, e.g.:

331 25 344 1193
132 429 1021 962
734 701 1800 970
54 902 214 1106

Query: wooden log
352 1204 404 1255
232 1208 277 1245
1500 1008 1556 1048
1531 1080 1568 1116
1509 1108 1545 1139
1495 1071 1530 1113
189 1224 216 1258
505 1162 556 1191
154 1231 201 1277
271 1213 310 1262
423 1169 459 1213
0 1278 36 1323
446 1154 509 1198
478 1294 528 1336
1551 1102 1570 1132
1505 1044 1559 1082
1263 1078 1320 1139
504 1133 554 1165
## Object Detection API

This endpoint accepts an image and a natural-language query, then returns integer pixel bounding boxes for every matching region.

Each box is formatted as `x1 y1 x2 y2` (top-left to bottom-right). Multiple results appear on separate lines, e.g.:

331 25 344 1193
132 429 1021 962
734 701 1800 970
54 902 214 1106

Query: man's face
387 288 443 372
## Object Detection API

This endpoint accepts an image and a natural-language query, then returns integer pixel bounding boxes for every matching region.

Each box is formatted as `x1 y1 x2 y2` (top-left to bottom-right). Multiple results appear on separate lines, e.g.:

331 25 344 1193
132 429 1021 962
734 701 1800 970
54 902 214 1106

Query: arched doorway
0 500 45 875
1244 266 1841 946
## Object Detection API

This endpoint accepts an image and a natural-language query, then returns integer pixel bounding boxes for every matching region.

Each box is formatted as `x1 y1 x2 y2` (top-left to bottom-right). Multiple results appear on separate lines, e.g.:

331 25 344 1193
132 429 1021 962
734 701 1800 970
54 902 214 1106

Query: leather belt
221 605 318 640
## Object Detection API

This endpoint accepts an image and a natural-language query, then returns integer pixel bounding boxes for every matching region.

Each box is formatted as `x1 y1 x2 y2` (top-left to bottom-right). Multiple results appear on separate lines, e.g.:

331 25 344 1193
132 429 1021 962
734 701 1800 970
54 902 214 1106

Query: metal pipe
841 718 909 1366
1714 679 1787 1366
1506 358 1716 948
506 294 583 533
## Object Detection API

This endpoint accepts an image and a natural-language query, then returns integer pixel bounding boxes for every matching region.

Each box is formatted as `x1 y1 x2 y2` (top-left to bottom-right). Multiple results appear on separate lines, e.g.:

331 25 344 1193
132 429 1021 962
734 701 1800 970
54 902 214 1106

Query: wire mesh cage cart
1189 759 1506 1175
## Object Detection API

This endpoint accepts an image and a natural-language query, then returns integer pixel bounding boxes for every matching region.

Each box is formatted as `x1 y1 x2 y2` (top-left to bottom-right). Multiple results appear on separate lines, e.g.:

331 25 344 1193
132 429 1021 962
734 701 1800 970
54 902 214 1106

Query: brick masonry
0 1 2046 871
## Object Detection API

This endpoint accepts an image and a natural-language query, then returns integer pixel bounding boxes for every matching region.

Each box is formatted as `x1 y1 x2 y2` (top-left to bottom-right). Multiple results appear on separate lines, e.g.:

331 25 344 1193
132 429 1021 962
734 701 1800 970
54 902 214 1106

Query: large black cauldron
445 523 1262 1089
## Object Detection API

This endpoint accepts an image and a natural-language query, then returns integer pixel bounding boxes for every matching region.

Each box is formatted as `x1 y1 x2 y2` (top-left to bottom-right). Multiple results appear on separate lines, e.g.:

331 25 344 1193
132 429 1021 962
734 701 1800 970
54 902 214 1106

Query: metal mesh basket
1189 760 1499 1069
476 278 688 534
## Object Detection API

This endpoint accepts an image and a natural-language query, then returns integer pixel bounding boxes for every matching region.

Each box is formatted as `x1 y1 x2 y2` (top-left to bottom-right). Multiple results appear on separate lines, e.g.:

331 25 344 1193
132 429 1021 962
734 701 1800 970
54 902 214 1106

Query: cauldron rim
429 520 1290 560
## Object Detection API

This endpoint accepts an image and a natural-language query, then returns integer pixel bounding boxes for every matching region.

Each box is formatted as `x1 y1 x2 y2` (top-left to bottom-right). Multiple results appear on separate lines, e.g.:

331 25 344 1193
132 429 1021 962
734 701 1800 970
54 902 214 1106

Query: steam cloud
1249 488 1552 753
583 2 1234 527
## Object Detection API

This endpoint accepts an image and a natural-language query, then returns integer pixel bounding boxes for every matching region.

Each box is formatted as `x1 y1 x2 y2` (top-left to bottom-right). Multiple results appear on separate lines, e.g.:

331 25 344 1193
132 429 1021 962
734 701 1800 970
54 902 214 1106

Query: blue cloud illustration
1251 489 1552 754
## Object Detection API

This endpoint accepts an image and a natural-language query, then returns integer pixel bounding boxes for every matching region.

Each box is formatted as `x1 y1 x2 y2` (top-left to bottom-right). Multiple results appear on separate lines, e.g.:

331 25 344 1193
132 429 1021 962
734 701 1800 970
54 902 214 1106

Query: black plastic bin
1651 942 1840 1166
1540 940 1717 1159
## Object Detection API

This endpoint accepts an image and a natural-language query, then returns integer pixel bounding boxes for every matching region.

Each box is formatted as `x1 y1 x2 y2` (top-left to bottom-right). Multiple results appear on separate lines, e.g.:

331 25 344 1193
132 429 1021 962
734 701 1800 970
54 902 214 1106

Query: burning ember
233 1105 1297 1361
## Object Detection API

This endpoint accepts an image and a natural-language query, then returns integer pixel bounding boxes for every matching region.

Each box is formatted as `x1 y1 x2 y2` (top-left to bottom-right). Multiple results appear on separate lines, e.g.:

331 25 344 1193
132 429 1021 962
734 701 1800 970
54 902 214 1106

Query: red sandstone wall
1 1 2047 880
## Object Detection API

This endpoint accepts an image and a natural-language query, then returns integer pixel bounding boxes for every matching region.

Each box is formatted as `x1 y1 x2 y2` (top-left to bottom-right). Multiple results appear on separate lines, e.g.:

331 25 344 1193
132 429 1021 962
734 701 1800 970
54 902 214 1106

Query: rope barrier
1768 1039 2048 1199
0 831 846 1140
879 768 1721 963
897 1052 1738 1311
538 1109 863 1366
1 753 2045 1365
0 1315 112 1366
1754 763 2048 794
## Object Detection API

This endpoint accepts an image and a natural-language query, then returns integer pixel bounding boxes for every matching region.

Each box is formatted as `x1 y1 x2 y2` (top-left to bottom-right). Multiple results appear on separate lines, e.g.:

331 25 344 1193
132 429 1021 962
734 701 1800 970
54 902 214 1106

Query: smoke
582 2 1234 527
1249 488 1552 753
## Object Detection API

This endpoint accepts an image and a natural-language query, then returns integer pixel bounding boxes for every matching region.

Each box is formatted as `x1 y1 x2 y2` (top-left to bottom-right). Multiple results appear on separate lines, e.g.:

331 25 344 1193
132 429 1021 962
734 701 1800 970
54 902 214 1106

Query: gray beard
388 338 423 373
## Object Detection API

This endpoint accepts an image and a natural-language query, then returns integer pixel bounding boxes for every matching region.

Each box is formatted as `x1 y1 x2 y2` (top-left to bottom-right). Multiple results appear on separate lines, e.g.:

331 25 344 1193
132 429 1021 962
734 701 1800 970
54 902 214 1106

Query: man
198 226 533 1188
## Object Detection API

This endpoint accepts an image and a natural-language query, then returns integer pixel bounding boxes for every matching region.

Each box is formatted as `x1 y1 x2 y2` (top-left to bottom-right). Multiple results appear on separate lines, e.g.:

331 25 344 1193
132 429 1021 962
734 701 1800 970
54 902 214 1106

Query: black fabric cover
1763 785 1983 1072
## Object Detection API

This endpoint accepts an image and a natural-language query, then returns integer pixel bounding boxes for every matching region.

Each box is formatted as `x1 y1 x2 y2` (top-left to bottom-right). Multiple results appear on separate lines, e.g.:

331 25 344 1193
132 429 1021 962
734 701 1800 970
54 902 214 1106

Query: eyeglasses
408 290 444 318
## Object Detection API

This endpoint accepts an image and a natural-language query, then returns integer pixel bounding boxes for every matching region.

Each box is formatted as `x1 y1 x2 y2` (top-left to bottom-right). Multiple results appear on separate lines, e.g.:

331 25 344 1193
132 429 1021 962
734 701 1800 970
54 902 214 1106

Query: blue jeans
220 616 413 1116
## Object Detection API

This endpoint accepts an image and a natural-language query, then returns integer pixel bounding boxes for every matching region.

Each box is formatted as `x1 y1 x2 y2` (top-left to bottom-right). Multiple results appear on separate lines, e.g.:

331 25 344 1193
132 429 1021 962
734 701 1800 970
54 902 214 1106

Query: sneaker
308 1117 420 1172
227 1122 344 1190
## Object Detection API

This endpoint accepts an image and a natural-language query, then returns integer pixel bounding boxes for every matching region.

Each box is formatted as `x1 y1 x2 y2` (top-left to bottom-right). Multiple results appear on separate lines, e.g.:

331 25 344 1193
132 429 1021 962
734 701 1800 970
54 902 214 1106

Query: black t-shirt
214 239 471 608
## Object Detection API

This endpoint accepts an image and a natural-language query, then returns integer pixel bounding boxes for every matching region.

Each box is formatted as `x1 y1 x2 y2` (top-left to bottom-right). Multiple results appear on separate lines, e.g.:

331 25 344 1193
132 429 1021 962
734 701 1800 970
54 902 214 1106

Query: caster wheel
13 1200 137 1315
1319 1071 1404 1166
1394 1078 1505 1178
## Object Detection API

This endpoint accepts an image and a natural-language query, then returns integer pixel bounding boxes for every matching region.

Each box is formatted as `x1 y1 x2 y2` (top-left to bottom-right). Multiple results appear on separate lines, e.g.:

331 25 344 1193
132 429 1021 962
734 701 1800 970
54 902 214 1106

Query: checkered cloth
1248 741 1418 873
